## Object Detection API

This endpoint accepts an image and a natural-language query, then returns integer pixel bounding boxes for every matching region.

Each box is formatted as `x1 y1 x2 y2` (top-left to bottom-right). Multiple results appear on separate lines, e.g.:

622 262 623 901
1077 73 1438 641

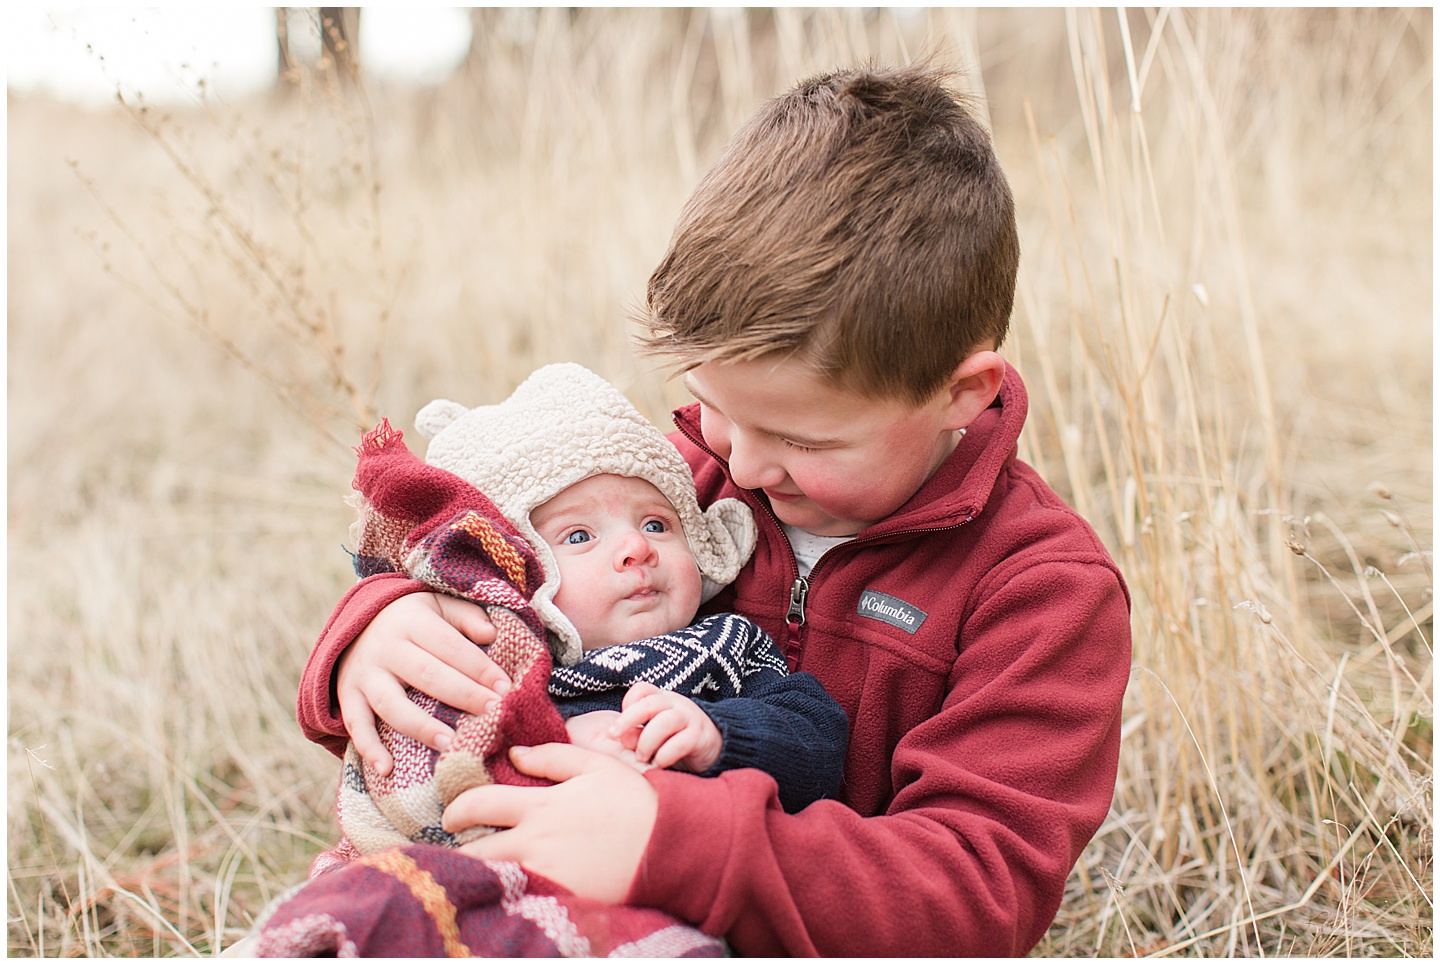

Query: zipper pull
786 576 809 626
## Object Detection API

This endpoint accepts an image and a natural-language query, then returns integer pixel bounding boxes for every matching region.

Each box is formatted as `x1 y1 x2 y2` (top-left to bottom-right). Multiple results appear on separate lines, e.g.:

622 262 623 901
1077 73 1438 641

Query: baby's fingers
611 683 672 734
634 710 690 764
620 680 663 709
649 739 697 772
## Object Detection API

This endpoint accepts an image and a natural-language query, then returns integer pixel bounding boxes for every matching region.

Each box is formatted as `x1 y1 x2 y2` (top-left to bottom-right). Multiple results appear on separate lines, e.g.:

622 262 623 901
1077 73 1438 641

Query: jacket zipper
670 411 977 653
670 419 806 637
786 574 809 627
784 518 976 645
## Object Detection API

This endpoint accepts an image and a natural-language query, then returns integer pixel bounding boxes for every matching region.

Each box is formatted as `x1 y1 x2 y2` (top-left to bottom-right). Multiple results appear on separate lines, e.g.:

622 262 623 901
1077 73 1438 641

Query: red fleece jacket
297 364 1132 956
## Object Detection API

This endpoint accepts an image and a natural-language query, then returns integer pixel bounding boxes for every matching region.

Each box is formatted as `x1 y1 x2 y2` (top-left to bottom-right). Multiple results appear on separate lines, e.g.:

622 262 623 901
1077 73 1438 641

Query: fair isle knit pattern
334 421 570 860
551 612 788 717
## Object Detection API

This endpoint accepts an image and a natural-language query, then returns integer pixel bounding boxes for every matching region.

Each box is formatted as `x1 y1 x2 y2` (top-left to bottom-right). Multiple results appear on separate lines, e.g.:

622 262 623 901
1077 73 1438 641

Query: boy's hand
611 681 722 773
337 592 511 776
563 710 650 770
445 743 657 905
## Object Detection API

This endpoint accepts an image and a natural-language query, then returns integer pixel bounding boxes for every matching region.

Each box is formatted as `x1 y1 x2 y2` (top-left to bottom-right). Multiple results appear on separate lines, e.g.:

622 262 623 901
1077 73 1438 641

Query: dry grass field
7 8 1432 957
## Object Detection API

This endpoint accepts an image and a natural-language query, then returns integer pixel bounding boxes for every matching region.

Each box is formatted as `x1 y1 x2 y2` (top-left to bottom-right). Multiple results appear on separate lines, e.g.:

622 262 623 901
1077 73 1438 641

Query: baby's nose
616 530 658 568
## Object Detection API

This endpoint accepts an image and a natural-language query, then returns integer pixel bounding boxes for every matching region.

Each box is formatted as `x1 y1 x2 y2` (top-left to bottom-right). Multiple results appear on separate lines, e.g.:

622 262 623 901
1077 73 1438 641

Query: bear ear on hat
703 497 757 582
415 399 470 440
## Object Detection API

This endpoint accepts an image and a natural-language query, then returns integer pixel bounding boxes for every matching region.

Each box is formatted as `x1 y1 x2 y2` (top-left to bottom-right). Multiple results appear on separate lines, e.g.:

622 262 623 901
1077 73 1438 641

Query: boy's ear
941 350 1007 430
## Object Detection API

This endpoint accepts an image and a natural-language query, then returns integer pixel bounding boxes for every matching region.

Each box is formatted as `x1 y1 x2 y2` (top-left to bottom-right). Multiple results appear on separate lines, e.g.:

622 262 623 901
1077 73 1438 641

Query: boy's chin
770 499 865 538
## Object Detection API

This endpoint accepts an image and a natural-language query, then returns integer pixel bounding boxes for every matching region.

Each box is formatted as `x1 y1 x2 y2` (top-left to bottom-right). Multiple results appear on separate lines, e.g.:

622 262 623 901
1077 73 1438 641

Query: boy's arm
298 572 429 756
298 573 512 766
627 559 1131 956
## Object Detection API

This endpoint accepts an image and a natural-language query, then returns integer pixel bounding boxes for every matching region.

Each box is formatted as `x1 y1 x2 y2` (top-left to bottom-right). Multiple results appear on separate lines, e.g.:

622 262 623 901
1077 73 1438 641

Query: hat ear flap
414 399 469 440
696 498 757 603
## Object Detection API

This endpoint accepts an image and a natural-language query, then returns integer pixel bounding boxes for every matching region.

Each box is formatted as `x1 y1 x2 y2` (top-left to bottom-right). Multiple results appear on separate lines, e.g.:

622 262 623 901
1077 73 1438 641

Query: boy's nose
615 530 658 569
726 437 786 491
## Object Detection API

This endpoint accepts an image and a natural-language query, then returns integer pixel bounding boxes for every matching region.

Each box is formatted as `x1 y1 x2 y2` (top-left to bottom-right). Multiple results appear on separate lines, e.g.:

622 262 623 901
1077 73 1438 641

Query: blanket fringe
356 418 402 457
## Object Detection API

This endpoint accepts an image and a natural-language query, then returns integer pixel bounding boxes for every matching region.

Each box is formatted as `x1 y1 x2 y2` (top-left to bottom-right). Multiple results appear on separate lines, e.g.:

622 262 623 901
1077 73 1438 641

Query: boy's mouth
764 488 801 503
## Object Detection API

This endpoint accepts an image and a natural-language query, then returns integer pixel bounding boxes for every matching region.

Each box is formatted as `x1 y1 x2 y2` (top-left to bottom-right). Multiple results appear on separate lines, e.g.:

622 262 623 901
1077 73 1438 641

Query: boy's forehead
684 361 913 440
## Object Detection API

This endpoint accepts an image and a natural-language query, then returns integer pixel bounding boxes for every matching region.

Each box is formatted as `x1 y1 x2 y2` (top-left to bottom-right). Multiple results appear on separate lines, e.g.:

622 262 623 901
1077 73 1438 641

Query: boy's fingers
434 596 500 648
420 603 512 697
366 683 458 752
442 784 532 834
457 828 526 864
447 751 657 904
442 745 618 838
337 694 393 777
507 742 625 784
396 648 504 717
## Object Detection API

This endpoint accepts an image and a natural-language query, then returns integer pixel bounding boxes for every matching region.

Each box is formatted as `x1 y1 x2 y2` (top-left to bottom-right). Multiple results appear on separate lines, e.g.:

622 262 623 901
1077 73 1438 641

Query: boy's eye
642 519 668 534
563 530 593 545
783 440 819 453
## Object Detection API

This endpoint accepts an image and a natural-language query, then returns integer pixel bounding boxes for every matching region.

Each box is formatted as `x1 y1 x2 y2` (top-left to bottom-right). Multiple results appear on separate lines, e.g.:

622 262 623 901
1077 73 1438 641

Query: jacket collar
671 361 1028 539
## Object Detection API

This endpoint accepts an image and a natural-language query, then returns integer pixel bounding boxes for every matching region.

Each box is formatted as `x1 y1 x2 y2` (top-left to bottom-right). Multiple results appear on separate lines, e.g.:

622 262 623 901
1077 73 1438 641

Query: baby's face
531 474 703 651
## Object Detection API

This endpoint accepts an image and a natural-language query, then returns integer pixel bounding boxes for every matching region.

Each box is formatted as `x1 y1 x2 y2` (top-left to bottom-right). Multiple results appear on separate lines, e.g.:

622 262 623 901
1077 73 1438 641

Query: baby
331 364 847 859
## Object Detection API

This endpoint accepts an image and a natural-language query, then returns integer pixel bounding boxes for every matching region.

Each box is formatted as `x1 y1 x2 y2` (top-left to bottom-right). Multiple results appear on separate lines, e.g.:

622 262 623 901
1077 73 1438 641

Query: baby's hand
563 711 649 771
611 682 722 773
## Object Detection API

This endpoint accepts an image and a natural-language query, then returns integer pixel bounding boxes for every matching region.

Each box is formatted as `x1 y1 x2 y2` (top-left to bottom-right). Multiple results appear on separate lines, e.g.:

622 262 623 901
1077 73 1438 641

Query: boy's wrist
629 769 729 912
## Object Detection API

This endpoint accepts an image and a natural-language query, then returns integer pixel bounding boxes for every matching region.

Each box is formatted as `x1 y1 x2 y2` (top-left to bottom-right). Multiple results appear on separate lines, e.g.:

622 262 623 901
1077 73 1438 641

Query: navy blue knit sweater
549 612 848 814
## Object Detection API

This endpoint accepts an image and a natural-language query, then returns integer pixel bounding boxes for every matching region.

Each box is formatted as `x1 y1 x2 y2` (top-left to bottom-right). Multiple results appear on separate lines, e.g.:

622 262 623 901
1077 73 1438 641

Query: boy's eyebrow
680 372 716 410
683 373 846 448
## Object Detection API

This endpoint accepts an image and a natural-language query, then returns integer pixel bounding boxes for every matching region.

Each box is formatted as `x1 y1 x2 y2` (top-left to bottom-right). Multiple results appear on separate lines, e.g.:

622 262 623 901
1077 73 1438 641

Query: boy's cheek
805 471 917 526
694 409 724 453
795 462 868 506
702 433 731 462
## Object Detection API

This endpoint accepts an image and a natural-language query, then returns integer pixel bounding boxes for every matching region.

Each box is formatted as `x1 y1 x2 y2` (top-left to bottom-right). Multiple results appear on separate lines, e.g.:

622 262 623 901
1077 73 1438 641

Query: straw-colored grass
8 8 1431 956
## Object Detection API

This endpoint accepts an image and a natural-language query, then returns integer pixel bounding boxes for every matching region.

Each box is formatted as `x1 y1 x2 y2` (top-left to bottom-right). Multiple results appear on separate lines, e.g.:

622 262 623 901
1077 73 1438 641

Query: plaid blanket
334 419 570 857
254 846 724 957
261 421 723 956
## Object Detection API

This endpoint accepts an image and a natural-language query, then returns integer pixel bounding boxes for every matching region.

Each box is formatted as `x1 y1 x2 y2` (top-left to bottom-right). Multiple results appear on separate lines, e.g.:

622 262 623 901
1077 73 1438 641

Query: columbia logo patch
857 590 928 633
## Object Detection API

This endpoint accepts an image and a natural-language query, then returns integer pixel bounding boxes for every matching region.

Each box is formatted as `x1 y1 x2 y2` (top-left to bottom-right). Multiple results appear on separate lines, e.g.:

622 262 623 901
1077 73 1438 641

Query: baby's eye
783 440 819 454
642 519 668 534
564 530 593 545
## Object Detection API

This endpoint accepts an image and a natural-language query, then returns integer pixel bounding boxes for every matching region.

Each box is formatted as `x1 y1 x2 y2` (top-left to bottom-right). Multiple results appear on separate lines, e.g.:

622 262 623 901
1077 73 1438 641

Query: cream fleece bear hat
415 362 757 667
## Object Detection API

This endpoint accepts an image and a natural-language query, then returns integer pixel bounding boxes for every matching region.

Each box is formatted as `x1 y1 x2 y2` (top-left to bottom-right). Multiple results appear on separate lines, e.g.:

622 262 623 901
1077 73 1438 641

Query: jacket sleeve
700 667 849 814
296 572 432 757
626 559 1131 956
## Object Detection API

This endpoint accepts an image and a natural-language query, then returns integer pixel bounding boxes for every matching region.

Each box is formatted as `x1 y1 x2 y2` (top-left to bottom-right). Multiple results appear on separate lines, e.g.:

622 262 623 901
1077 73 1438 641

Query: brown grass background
7 8 1432 956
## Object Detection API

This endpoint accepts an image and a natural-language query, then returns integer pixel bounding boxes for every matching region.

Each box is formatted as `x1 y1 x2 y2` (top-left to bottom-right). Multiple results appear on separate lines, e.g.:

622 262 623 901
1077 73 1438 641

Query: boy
334 364 846 859
297 64 1131 956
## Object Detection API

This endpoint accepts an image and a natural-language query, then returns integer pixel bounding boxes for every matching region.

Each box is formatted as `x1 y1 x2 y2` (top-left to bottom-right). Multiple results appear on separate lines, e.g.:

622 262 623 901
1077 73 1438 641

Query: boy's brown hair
638 64 1019 406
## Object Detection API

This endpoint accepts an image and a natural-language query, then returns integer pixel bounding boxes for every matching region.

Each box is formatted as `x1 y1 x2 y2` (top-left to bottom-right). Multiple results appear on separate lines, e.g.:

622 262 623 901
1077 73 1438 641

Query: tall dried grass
7 8 1431 956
